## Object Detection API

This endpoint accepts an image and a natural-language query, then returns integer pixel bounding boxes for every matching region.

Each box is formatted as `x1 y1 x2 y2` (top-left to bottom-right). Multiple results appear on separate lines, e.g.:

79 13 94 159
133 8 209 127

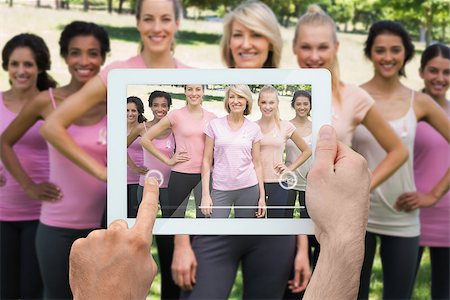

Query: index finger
133 176 159 243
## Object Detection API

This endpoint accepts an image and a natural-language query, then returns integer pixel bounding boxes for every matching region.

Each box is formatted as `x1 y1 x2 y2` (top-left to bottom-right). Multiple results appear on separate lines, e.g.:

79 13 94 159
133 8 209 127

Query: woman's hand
167 151 190 166
24 182 63 201
200 194 213 217
256 196 266 218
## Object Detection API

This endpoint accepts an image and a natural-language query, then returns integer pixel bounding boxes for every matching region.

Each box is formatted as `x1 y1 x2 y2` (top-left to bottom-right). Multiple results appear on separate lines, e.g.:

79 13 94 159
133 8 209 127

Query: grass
0 3 436 299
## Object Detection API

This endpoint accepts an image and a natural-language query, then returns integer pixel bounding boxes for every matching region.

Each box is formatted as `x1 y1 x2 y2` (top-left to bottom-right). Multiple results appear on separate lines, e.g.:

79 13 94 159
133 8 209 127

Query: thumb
312 125 337 174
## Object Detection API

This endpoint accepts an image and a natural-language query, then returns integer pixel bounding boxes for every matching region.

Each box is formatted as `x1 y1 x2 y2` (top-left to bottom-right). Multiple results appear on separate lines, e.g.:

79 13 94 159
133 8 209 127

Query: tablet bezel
107 68 331 234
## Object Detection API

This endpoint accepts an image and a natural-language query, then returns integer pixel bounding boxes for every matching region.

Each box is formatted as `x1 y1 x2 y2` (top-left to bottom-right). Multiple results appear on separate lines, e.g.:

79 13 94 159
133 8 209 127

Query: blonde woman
220 0 282 68
200 84 265 219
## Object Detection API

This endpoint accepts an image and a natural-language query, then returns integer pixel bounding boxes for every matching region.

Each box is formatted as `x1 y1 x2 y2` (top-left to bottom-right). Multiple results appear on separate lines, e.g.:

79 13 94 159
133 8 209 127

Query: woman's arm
285 130 312 173
252 141 266 218
200 136 214 217
40 76 107 181
1 93 62 200
288 234 311 292
415 93 450 143
127 123 147 175
140 117 188 166
361 106 409 191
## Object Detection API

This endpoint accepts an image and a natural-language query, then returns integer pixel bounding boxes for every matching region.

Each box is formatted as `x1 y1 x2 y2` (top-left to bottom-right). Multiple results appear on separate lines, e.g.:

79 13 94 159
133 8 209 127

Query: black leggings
35 222 95 299
166 171 203 218
358 231 419 300
127 183 139 218
0 220 43 299
416 246 450 299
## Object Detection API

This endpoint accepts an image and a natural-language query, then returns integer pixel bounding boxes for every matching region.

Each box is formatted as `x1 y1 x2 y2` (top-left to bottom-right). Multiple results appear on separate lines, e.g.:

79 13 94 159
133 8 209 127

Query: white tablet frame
107 69 331 234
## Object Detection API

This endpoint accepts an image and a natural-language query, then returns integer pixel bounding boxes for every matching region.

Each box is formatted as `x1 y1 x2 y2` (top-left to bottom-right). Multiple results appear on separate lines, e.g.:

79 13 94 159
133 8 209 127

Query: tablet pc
107 69 331 234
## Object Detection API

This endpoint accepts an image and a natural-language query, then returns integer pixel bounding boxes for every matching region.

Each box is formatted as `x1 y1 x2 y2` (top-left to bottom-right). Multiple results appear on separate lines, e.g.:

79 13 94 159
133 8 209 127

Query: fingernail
319 125 333 140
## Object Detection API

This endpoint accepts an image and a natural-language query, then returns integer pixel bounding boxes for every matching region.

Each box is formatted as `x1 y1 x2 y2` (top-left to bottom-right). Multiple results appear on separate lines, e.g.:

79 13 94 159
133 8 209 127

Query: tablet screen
108 69 331 234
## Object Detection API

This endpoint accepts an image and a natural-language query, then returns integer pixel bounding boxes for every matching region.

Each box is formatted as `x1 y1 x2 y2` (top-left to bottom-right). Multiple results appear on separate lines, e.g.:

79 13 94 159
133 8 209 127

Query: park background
1 0 449 299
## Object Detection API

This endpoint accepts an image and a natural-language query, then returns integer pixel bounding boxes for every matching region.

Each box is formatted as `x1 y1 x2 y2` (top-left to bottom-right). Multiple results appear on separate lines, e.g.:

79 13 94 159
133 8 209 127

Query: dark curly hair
2 33 57 90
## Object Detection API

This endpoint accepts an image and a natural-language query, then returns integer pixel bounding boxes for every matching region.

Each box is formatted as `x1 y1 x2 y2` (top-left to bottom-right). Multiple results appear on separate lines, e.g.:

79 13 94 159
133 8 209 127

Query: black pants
358 231 419 299
0 220 43 299
166 171 203 218
127 183 139 218
416 246 450 299
35 222 95 299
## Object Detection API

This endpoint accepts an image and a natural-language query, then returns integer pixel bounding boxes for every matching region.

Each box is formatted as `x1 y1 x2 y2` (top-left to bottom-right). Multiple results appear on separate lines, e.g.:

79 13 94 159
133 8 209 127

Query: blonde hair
293 4 342 103
224 84 253 115
258 85 281 128
221 0 282 68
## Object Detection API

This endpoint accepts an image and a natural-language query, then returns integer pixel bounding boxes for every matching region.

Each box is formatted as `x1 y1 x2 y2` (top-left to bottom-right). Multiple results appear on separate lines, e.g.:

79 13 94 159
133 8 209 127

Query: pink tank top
39 89 107 229
139 122 174 188
127 133 143 184
0 92 48 221
415 116 450 247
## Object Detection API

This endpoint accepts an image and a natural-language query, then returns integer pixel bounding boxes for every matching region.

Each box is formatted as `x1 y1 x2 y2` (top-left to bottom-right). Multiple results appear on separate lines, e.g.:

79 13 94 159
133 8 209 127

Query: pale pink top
353 92 418 237
0 92 47 221
285 133 312 191
40 89 107 229
98 54 190 86
204 116 263 191
415 114 450 247
258 120 296 183
333 84 374 145
139 123 175 188
127 134 143 184
168 106 216 174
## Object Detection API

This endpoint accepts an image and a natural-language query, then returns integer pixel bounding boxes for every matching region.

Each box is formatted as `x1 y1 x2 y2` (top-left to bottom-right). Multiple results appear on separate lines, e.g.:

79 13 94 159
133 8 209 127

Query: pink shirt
41 115 107 229
127 135 143 184
168 106 216 174
415 119 450 247
258 120 296 183
140 123 175 188
333 84 374 145
98 54 190 86
204 116 263 191
0 92 47 221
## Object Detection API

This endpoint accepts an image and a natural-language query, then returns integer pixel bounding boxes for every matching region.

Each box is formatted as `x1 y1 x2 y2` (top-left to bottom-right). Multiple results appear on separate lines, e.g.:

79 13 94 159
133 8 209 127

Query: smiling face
227 90 247 115
7 47 39 91
127 102 139 124
293 96 311 118
136 0 179 55
370 33 405 79
258 91 278 118
150 96 169 120
65 35 104 84
229 20 270 69
420 55 450 100
293 24 338 70
184 85 204 106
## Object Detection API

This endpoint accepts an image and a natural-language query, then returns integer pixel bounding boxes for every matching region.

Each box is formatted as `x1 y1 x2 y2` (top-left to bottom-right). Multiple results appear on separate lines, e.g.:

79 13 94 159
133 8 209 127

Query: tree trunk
108 0 112 13
83 0 89 11
182 4 187 19
9 0 12 7
118 0 124 14
36 0 40 7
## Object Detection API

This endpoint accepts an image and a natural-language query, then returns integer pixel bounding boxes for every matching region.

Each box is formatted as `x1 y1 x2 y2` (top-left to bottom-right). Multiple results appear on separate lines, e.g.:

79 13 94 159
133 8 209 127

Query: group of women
0 0 448 299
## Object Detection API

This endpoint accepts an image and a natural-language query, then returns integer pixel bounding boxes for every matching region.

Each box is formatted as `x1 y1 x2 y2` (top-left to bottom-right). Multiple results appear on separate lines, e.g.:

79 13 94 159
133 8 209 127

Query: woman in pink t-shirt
41 0 187 181
177 2 310 299
141 84 216 218
1 22 110 299
200 84 266 219
126 96 147 217
0 33 56 299
256 85 311 218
